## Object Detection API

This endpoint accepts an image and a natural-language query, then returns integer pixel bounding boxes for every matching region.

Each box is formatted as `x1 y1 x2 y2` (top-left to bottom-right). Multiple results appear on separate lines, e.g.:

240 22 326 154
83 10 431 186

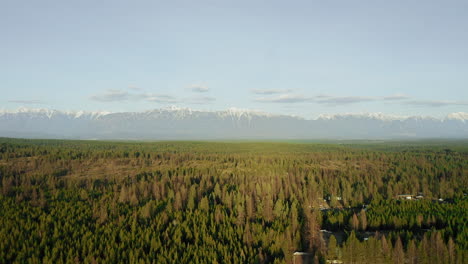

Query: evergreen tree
392 236 404 264
327 235 338 261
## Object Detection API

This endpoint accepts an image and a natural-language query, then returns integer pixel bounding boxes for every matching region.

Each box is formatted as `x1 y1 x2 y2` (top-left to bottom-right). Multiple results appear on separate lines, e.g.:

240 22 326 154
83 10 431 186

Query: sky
1 0 467 118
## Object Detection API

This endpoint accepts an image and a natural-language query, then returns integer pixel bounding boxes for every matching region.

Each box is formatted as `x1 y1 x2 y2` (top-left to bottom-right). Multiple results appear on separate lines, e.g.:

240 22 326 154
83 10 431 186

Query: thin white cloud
146 95 179 104
146 93 178 103
90 89 141 102
404 100 468 107
8 99 46 105
187 96 216 104
90 85 211 105
253 93 415 105
312 94 467 107
315 94 332 99
315 96 377 105
251 89 293 95
254 92 410 105
90 89 178 103
255 94 312 103
128 85 143 91
383 94 410 101
189 84 209 93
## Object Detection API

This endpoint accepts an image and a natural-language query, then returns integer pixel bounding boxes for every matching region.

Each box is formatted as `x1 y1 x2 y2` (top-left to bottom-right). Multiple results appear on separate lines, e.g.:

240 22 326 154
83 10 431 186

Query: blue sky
1 0 467 118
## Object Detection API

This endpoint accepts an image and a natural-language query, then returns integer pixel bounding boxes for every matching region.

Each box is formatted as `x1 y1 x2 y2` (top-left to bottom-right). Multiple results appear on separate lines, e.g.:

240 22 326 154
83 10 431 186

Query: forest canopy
0 138 467 263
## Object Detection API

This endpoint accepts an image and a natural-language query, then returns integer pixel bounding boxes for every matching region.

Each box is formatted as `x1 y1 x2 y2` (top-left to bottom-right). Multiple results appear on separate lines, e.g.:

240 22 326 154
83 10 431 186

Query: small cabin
326 260 344 264
325 195 342 201
293 252 314 264
397 194 414 200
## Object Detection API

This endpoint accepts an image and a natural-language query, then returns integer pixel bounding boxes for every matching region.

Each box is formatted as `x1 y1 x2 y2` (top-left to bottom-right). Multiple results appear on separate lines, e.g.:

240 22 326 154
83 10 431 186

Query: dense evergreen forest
0 138 467 263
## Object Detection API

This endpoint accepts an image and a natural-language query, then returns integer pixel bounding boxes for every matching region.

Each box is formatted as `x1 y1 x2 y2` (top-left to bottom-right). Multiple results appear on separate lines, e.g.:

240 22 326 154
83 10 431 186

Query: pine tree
407 239 417 264
359 209 367 231
392 236 404 264
200 196 209 212
327 235 338 261
381 235 392 263
350 213 359 230
174 191 182 210
343 231 360 264
447 237 455 264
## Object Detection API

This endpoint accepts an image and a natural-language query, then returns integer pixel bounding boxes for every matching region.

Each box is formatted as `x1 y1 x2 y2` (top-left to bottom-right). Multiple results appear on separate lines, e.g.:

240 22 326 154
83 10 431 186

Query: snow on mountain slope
446 112 468 122
0 108 111 120
0 108 466 139
316 112 410 121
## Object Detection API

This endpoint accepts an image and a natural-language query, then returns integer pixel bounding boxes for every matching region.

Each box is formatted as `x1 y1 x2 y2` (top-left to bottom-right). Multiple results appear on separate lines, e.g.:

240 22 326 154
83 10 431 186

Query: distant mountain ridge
0 108 467 139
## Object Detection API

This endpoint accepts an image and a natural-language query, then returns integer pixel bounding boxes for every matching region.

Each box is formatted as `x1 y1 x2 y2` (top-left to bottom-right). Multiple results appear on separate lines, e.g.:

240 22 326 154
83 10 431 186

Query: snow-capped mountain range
0 107 467 139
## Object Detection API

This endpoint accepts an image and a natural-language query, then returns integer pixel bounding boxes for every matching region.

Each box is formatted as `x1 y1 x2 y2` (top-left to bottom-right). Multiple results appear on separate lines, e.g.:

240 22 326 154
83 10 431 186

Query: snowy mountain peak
0 108 112 119
0 107 58 118
220 107 276 120
2 108 467 123
143 106 197 120
1 108 467 139
446 112 468 122
316 112 410 121
142 106 280 121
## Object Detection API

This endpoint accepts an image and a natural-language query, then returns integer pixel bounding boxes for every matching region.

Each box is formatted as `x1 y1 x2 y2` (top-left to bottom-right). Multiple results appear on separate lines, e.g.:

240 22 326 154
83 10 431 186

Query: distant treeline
0 138 466 263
